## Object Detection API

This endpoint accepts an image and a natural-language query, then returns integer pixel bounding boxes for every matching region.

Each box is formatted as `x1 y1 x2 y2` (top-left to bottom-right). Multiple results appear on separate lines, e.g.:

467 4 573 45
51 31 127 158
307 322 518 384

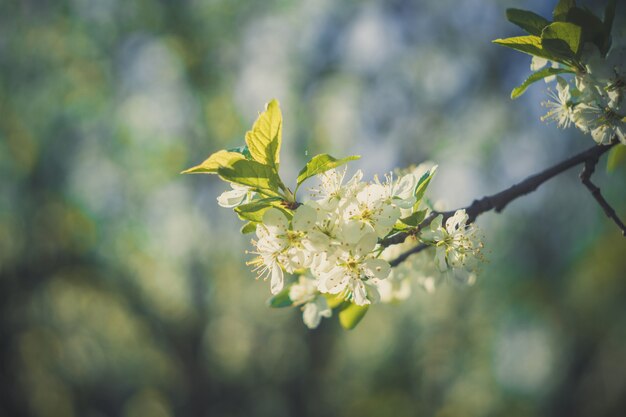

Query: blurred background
1 0 626 416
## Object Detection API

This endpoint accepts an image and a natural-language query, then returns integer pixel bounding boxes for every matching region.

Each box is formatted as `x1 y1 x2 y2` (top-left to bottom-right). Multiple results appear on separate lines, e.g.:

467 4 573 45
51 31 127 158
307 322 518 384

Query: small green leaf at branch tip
541 22 582 59
338 303 369 330
414 166 437 208
607 145 626 173
506 8 549 36
267 287 293 308
245 99 282 168
296 154 361 187
181 150 246 174
511 67 575 99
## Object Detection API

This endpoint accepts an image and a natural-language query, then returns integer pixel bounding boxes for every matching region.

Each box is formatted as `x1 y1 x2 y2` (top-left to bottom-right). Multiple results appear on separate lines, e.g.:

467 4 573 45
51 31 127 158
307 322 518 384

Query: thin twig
579 152 626 236
387 140 622 267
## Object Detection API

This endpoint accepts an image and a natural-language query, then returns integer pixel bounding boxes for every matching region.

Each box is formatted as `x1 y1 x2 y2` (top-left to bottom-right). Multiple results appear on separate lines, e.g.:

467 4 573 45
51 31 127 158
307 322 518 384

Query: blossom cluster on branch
495 0 625 147
183 100 483 329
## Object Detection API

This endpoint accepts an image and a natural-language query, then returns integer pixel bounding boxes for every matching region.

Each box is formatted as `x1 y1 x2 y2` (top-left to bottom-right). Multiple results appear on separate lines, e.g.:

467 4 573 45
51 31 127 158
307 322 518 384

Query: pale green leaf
414 166 437 208
511 67 575 99
245 99 282 168
541 22 582 59
566 7 609 54
506 8 550 36
181 150 245 174
218 159 282 193
338 303 369 330
492 36 562 62
296 153 361 188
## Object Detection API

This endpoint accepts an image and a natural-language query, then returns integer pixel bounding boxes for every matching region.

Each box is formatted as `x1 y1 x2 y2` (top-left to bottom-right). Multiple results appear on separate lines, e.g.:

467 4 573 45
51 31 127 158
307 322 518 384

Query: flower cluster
184 99 485 330
494 0 625 146
238 166 483 329
538 45 626 144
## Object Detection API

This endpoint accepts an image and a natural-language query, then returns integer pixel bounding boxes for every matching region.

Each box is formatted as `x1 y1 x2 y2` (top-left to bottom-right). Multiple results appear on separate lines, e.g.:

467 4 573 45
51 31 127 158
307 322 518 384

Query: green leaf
506 8 550 36
400 209 427 227
607 145 626 173
234 198 283 222
267 287 293 308
296 153 361 188
240 222 257 234
414 166 437 208
553 0 576 21
541 22 582 59
181 150 246 174
492 36 561 62
565 7 609 55
338 303 369 330
218 159 282 193
511 67 575 99
245 99 282 169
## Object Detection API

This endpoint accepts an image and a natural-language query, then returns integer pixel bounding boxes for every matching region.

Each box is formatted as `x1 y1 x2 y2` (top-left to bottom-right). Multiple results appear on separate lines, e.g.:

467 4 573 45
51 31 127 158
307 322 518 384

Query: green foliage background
1 0 625 416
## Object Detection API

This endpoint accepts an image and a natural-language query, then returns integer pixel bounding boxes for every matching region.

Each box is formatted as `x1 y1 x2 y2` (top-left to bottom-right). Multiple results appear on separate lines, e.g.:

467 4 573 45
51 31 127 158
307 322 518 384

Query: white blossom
289 276 332 329
217 183 252 208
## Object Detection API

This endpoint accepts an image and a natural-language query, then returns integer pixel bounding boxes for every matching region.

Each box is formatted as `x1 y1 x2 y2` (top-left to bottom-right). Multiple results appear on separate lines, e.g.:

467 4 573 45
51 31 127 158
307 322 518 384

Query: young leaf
414 166 437 208
506 8 550 36
267 287 293 308
234 198 282 223
492 36 561 62
240 222 258 234
553 0 576 21
296 154 361 188
218 159 282 193
400 209 427 227
181 150 245 174
566 7 610 56
245 99 282 169
607 145 626 173
338 303 369 330
511 67 575 99
541 22 582 59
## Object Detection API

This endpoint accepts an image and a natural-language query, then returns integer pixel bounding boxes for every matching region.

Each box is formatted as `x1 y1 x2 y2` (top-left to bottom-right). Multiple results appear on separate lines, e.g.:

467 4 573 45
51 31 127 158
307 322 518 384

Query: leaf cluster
493 0 617 98
182 99 360 233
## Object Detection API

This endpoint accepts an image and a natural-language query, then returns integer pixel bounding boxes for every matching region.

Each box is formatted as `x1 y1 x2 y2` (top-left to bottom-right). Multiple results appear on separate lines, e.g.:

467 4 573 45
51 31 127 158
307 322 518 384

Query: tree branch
579 151 626 236
386 140 623 267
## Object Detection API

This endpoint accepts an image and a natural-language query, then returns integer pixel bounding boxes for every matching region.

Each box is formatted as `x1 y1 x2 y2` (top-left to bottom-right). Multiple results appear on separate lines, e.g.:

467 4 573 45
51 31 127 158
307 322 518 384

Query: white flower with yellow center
249 205 323 294
421 210 483 275
315 233 391 306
